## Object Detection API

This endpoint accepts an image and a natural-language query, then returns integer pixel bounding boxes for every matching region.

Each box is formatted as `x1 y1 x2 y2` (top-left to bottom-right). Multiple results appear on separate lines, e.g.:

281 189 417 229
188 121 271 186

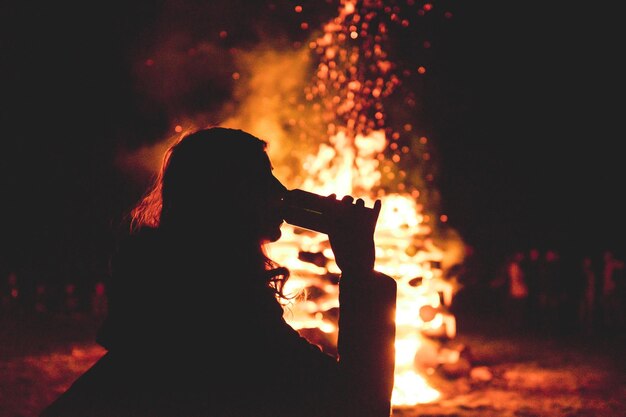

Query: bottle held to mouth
281 189 381 235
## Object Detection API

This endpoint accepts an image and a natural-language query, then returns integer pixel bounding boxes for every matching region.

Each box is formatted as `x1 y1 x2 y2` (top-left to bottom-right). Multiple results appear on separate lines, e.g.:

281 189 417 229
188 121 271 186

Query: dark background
433 2 624 260
2 0 624 290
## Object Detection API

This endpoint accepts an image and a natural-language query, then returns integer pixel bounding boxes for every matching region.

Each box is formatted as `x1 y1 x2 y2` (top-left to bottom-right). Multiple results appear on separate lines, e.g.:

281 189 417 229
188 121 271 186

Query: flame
268 132 458 406
265 0 463 406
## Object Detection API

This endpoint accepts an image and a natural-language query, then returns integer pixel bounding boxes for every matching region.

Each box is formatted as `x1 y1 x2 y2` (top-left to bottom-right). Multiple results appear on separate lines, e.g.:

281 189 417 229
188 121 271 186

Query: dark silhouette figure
600 249 625 333
520 247 543 332
504 251 529 330
39 127 397 417
577 255 597 335
541 249 563 332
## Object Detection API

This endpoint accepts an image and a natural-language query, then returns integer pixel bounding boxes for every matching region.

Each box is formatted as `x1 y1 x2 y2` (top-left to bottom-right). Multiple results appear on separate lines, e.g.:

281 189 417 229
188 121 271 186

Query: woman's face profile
255 156 287 244
163 128 288 243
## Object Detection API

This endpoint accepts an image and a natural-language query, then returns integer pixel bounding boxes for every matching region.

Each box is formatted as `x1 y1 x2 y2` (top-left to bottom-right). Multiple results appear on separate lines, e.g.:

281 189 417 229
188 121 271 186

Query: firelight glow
263 0 461 406
267 129 456 406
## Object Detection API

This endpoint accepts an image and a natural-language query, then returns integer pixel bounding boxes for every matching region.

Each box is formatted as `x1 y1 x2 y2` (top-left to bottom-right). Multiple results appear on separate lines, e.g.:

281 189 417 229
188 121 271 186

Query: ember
264 0 465 405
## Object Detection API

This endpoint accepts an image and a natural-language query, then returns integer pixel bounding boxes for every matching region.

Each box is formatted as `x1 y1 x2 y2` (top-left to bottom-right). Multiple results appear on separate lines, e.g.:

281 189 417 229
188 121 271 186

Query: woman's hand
327 194 381 274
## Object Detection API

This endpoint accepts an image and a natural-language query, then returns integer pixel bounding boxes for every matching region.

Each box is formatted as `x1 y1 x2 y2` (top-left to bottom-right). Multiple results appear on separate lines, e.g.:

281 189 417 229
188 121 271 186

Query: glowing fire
267 130 457 406
263 0 462 406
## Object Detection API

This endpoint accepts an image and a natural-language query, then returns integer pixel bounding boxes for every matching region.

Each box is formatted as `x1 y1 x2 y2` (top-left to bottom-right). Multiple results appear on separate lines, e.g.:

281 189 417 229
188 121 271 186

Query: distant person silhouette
521 247 542 331
39 127 397 417
505 251 529 330
600 249 625 333
577 255 597 335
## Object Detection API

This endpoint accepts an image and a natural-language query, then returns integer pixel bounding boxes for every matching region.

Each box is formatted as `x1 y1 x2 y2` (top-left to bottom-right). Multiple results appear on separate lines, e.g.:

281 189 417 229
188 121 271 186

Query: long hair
128 127 292 300
129 151 169 232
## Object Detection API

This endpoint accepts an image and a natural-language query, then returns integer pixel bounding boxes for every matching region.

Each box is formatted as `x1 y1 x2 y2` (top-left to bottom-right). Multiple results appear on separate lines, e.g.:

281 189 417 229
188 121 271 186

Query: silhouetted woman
39 126 397 417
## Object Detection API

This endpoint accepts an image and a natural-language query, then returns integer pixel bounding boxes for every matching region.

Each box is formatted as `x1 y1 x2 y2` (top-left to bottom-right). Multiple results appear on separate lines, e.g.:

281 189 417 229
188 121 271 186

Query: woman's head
131 127 287 244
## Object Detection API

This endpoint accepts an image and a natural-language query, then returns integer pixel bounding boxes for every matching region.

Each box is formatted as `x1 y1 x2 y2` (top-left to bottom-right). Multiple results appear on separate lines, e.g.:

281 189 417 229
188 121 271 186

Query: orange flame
268 130 458 406
265 0 463 406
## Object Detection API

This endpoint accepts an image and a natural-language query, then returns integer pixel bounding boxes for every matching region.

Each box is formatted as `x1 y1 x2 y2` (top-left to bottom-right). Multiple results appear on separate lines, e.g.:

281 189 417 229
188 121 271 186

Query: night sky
2 0 624 285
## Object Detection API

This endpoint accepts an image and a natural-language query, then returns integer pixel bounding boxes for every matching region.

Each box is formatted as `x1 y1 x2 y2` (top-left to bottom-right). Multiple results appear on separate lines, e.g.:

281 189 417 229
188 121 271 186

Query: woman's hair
128 126 292 300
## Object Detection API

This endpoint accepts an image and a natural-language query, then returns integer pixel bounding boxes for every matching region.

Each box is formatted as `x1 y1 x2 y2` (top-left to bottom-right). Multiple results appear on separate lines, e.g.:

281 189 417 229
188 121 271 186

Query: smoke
114 0 332 188
221 47 321 189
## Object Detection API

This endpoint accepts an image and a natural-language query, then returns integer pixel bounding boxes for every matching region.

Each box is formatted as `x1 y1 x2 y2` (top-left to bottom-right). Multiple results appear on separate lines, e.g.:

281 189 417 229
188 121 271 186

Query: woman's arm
328 195 397 417
337 270 397 417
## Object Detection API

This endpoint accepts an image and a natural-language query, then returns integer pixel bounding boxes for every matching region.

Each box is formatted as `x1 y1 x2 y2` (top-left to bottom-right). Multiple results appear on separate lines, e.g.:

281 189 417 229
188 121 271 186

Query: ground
1 312 625 417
